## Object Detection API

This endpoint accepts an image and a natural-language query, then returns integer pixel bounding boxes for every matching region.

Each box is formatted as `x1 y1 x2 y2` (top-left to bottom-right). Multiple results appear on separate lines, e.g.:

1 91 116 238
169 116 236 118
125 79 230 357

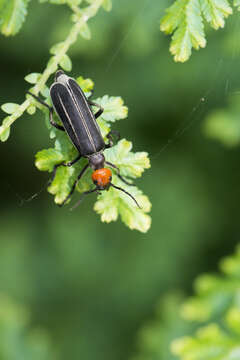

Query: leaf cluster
0 0 111 142
160 0 240 62
132 294 194 360
0 295 53 359
27 75 151 232
0 0 151 232
172 245 240 359
0 0 111 36
132 245 240 359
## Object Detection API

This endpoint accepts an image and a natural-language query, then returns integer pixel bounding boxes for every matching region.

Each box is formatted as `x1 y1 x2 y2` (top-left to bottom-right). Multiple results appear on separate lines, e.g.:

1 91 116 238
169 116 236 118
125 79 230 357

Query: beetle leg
87 90 94 99
105 130 121 148
49 108 65 131
70 187 99 210
63 154 81 167
88 100 104 119
27 92 65 131
49 154 82 186
105 161 135 186
59 163 90 207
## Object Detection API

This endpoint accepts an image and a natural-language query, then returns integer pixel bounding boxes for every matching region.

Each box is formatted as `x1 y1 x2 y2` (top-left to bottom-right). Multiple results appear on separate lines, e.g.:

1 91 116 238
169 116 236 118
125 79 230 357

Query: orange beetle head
91 168 112 190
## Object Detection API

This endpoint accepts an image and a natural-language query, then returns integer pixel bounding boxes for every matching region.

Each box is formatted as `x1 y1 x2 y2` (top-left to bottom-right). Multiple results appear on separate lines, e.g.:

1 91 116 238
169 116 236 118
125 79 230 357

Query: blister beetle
28 70 140 208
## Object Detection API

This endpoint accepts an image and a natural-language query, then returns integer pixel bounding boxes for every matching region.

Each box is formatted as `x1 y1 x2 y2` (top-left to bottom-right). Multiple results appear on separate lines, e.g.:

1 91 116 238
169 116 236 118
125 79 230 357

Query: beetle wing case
50 76 105 156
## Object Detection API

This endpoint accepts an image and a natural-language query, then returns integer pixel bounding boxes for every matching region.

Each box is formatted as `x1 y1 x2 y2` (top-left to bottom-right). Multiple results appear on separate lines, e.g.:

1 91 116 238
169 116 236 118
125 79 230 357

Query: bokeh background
0 0 240 359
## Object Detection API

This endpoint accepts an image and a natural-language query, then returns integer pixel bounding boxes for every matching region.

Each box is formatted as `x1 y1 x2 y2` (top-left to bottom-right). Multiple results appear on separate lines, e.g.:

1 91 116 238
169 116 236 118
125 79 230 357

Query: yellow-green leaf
0 0 30 36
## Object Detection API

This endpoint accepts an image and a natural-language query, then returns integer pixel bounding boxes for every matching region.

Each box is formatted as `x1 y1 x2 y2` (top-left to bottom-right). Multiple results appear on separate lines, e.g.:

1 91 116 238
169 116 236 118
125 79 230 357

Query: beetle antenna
110 183 141 209
70 187 99 211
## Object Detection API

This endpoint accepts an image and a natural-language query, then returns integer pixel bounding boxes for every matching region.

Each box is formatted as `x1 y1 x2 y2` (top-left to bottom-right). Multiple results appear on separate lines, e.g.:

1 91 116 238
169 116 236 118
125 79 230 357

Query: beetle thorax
88 153 105 170
56 73 70 85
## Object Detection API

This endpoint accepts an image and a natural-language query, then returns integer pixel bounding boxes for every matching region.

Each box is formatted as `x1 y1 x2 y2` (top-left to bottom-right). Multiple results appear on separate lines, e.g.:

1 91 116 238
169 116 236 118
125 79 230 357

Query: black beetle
28 70 140 208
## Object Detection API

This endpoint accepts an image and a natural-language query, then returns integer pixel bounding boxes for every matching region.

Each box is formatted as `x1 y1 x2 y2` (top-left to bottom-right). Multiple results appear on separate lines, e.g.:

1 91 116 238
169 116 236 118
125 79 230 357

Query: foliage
0 0 31 36
160 0 240 62
203 93 240 147
172 245 240 359
132 294 194 360
172 322 240 360
132 246 240 360
0 0 111 36
1 0 240 359
32 75 151 232
0 0 151 232
0 0 110 142
0 295 53 359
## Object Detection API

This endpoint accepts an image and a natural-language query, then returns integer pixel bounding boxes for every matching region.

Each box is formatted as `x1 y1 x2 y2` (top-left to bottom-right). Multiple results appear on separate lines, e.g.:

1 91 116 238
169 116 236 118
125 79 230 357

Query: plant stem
0 0 104 139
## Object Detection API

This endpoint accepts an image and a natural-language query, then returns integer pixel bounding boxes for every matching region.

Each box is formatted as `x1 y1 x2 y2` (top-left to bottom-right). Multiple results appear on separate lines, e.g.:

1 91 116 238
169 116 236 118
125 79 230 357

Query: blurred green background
1 0 240 359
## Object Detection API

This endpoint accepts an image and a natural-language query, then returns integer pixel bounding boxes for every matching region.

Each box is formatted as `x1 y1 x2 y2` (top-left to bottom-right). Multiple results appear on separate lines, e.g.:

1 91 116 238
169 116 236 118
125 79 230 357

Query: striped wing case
50 78 105 156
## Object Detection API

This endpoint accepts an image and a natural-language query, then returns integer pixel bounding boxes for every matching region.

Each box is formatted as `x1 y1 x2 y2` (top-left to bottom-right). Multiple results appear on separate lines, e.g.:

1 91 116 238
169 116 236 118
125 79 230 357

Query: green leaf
35 131 86 204
171 245 240 360
93 95 128 122
0 0 31 36
39 0 67 4
59 54 72 71
67 0 82 5
132 293 194 360
79 21 91 40
104 139 150 179
43 0 82 4
160 0 189 35
234 0 240 10
203 94 240 147
47 56 58 73
49 42 65 55
172 323 240 360
48 166 76 204
133 246 240 360
94 175 151 233
52 0 67 3
0 117 10 141
160 0 233 62
35 135 151 230
161 0 206 62
225 307 240 335
131 244 240 359
0 295 53 359
27 105 36 115
48 160 92 205
97 117 110 138
201 0 232 29
24 72 41 84
174 246 240 348
35 148 65 172
40 85 50 98
76 76 94 93
1 103 20 114
220 244 240 276
180 272 237 322
204 110 240 147
102 0 112 11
